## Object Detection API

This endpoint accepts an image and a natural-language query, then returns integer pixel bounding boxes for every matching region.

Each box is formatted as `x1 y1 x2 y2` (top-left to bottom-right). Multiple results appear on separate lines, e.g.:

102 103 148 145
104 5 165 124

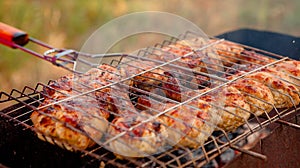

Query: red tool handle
0 22 29 48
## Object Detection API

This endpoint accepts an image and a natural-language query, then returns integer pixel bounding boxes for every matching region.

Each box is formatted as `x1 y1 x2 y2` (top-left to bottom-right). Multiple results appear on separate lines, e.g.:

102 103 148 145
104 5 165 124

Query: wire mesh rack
1 29 300 167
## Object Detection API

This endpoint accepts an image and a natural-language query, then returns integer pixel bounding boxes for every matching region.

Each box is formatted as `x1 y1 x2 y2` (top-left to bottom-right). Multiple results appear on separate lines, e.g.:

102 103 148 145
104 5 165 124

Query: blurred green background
1 0 300 93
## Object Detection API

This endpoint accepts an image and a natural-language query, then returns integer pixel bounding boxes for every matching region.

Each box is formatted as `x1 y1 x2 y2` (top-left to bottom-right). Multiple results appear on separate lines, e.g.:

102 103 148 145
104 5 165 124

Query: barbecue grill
0 22 300 168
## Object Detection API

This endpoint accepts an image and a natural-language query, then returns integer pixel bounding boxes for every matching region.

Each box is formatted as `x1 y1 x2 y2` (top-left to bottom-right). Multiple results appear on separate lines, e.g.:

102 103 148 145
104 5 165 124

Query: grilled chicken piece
246 71 300 108
135 92 220 148
42 74 75 99
272 60 300 87
122 60 168 92
225 64 300 108
217 86 251 131
78 64 145 117
199 86 251 131
107 112 168 157
152 38 224 80
229 78 274 116
31 95 109 151
177 38 244 69
81 64 141 117
123 60 194 103
76 65 122 115
162 45 210 73
262 67 300 91
184 87 251 132
31 64 123 150
156 101 220 148
274 60 300 76
79 64 169 157
158 41 223 74
137 86 250 132
261 67 292 81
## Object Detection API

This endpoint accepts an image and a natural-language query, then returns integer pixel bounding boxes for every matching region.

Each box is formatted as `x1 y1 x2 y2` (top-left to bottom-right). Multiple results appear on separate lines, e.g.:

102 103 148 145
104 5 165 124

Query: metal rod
276 119 300 129
230 145 267 160
29 37 54 49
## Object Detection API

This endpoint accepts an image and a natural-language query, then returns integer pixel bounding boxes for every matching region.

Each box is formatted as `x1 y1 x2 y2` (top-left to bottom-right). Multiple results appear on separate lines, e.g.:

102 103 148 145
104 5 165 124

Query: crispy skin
139 88 222 148
262 67 300 91
109 86 138 117
31 96 108 150
261 67 291 81
229 78 274 116
132 70 210 105
157 101 219 148
206 86 251 131
44 64 121 117
107 112 168 157
227 67 300 108
30 64 123 150
273 60 300 87
135 90 219 148
43 74 75 99
185 87 251 132
247 71 300 108
274 60 300 77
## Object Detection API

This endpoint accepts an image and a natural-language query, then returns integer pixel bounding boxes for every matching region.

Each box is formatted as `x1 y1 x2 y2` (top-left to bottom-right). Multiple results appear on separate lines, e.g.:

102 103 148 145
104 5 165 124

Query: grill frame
1 30 300 167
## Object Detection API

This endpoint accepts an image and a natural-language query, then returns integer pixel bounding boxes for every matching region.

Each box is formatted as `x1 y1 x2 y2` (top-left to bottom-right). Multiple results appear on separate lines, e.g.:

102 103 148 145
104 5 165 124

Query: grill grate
1 31 300 167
